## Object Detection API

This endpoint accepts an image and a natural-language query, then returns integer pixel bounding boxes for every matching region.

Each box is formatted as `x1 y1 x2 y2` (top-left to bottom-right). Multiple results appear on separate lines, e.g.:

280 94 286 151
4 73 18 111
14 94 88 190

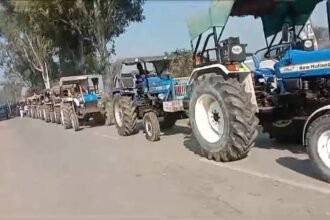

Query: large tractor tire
261 119 304 144
306 114 330 182
116 96 137 136
189 75 259 162
71 112 80 131
143 111 160 142
44 105 51 123
61 104 73 129
108 94 120 126
54 107 62 124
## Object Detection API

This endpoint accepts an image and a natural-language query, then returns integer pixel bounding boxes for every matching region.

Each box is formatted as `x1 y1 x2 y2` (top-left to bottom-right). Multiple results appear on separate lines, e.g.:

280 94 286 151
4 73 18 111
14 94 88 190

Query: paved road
0 117 330 220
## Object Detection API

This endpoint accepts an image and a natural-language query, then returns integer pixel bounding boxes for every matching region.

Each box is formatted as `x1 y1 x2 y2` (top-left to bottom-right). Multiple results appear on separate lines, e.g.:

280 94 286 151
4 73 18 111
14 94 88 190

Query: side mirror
282 23 290 42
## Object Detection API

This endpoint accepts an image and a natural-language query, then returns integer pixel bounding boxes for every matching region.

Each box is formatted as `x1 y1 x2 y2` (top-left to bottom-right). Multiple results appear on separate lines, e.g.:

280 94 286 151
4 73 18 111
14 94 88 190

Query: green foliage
0 0 145 93
167 49 193 78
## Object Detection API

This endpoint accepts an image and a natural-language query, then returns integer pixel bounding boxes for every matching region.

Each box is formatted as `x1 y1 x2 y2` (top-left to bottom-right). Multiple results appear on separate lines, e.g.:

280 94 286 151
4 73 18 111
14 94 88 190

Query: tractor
41 88 56 123
109 56 188 141
183 1 258 163
58 75 106 131
51 85 63 124
185 0 330 182
35 94 45 120
28 95 39 119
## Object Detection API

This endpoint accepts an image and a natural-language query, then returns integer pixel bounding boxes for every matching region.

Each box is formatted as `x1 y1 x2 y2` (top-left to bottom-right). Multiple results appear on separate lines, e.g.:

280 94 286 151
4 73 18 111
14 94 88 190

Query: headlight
158 93 165 100
231 45 243 55
304 40 313 48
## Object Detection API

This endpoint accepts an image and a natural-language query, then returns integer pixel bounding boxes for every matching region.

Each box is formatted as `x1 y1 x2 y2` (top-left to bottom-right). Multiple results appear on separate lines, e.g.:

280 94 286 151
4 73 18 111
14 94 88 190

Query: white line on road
93 132 121 140
200 158 330 195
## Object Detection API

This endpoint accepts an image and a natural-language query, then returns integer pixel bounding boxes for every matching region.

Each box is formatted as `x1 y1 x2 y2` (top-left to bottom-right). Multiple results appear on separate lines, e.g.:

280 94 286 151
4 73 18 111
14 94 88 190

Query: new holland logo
280 60 330 73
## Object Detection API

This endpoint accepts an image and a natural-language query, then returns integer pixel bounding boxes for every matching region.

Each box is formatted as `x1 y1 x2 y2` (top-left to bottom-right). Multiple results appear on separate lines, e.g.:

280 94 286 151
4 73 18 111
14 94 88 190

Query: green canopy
261 0 322 37
186 0 323 40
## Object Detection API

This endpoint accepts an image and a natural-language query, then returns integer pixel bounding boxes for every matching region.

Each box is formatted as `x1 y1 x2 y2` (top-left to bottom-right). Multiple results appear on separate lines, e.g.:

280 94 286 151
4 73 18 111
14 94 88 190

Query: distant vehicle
0 105 10 120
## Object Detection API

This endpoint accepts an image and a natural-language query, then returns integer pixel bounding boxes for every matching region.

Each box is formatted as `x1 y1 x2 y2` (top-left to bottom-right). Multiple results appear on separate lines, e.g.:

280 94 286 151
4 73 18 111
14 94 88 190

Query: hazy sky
0 0 328 80
114 0 327 59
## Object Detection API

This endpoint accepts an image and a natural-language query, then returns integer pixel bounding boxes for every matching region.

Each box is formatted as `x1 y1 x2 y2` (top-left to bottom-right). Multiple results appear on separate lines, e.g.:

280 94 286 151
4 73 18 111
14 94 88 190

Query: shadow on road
255 131 306 154
276 157 325 182
162 125 191 136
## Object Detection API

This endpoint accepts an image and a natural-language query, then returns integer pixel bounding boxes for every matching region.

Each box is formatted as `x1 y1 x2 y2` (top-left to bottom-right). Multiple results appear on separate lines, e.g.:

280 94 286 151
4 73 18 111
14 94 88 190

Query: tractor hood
186 0 322 40
144 76 172 95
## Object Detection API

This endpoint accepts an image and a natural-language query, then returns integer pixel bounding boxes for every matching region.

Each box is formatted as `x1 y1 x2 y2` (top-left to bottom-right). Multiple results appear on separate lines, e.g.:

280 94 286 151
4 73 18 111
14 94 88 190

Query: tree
12 0 145 76
0 3 55 89
167 49 194 78
0 0 145 90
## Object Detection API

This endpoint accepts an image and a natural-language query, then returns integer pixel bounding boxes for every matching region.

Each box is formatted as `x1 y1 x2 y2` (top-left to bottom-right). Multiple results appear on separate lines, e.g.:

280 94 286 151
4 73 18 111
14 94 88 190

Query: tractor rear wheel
189 75 259 162
61 104 73 129
116 96 137 136
110 94 121 126
306 114 330 182
44 105 51 123
143 111 160 142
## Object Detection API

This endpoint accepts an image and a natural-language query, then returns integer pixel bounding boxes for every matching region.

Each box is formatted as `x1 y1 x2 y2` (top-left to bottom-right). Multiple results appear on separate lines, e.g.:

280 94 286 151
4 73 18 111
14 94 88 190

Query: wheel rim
272 120 292 128
317 131 330 169
145 118 152 136
114 100 123 127
195 94 225 144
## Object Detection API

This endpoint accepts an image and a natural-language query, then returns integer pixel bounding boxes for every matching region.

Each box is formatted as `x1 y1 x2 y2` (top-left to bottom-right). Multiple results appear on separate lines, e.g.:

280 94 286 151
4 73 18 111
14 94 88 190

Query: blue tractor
59 75 106 131
109 56 188 141
0 104 10 120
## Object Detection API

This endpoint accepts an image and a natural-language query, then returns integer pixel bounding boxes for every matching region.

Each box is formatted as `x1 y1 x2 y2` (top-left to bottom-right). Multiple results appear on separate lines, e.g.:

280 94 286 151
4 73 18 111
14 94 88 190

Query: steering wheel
264 44 289 60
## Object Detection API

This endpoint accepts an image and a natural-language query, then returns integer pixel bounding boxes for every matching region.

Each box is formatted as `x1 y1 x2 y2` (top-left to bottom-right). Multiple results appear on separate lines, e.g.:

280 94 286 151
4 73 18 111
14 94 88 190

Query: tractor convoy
20 0 330 182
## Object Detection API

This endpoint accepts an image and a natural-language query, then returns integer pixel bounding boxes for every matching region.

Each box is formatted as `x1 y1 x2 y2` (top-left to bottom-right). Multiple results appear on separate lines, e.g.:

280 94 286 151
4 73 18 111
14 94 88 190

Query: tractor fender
187 63 258 112
187 64 229 85
302 105 330 146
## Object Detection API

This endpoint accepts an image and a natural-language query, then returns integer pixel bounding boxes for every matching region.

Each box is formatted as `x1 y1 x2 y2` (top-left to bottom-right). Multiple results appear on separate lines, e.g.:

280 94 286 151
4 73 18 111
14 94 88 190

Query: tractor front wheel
61 104 73 129
54 107 61 124
143 111 160 142
189 75 259 162
71 112 80 131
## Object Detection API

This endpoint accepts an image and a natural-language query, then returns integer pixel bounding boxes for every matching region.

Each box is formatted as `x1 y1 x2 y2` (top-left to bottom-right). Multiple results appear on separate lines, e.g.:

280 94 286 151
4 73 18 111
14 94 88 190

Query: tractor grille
121 78 134 88
174 84 187 97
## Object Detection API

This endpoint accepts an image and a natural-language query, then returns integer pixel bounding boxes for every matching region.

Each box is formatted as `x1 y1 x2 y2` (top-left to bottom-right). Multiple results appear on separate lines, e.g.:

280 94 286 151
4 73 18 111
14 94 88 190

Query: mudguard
302 105 330 146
